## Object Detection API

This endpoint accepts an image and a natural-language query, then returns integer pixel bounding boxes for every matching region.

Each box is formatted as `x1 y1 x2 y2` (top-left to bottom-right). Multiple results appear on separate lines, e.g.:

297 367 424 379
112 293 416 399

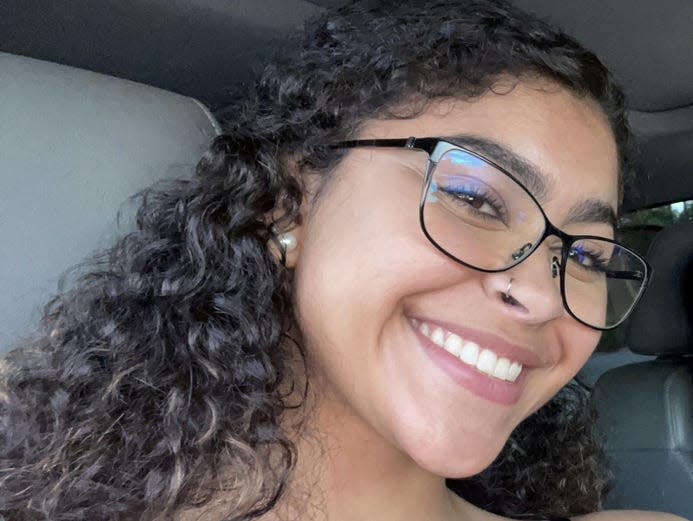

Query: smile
411 318 523 382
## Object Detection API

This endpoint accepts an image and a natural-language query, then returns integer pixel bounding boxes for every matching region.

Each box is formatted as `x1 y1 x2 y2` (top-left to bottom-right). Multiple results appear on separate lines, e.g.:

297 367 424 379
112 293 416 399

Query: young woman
0 1 683 520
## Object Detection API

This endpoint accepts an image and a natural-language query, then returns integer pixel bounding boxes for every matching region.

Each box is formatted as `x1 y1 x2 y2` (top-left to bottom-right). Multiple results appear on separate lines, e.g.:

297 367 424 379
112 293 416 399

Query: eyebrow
445 133 617 228
445 134 552 201
565 198 618 229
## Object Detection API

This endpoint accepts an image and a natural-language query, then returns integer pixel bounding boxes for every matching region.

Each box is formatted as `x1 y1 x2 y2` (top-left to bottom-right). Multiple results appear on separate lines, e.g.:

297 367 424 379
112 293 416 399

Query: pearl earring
277 232 297 252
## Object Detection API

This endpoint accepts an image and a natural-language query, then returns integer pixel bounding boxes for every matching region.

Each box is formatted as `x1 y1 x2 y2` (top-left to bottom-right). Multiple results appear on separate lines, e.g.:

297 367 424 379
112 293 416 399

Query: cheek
290 172 474 427
522 320 600 418
563 322 601 370
292 202 453 363
549 321 600 395
293 168 454 341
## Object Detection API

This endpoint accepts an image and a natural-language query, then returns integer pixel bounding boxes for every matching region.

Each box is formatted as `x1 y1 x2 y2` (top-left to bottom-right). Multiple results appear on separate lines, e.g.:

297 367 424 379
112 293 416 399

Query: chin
397 426 508 479
415 450 501 480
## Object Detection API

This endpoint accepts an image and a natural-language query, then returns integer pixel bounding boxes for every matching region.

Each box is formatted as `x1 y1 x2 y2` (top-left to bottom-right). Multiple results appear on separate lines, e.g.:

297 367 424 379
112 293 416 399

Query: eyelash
439 184 508 223
568 246 610 272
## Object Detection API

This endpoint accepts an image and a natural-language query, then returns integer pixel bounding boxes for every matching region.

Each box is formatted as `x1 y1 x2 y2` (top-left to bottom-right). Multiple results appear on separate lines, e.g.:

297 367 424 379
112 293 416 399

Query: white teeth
476 349 497 374
414 319 524 382
443 333 463 357
508 362 522 382
493 357 511 380
431 327 446 347
460 341 479 366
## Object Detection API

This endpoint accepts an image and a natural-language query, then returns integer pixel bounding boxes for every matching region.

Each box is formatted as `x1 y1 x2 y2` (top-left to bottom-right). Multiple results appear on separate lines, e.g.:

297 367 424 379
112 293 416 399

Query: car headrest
0 52 220 353
625 220 693 356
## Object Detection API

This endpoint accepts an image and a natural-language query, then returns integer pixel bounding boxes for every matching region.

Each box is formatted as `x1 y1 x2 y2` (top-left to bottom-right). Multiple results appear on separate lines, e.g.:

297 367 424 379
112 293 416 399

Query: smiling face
289 79 619 478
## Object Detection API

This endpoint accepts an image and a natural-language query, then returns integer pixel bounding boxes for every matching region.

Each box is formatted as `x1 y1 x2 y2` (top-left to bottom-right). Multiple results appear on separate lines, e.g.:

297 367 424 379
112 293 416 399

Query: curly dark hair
1 1 628 520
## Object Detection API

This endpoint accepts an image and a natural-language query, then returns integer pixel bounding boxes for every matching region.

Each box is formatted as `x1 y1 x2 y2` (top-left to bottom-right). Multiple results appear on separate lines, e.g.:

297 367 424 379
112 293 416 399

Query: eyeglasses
331 137 650 330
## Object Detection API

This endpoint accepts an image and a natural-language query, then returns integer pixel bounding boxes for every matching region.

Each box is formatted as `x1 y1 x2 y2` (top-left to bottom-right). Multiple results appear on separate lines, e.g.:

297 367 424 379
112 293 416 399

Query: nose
482 247 565 325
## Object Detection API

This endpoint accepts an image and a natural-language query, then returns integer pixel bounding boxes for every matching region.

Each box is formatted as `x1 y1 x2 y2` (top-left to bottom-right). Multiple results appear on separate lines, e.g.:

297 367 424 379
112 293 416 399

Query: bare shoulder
573 510 689 521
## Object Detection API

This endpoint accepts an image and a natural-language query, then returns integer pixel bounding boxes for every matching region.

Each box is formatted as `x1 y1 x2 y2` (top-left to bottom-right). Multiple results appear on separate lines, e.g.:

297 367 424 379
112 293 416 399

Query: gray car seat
0 52 220 353
592 220 693 520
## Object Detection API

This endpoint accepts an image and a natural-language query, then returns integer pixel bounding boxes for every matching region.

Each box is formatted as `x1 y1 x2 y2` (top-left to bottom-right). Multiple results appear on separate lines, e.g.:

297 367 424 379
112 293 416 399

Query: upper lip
409 314 551 368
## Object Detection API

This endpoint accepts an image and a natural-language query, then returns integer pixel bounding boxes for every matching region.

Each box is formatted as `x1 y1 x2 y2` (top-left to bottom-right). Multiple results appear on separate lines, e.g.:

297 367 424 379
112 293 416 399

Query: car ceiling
2 0 692 212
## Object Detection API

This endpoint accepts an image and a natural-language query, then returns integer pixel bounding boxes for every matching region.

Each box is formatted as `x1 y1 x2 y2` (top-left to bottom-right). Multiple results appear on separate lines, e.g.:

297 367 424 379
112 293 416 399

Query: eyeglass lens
420 145 647 329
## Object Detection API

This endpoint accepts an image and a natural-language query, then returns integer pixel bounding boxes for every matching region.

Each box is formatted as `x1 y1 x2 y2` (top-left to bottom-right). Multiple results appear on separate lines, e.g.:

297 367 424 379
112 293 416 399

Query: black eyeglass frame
331 136 651 331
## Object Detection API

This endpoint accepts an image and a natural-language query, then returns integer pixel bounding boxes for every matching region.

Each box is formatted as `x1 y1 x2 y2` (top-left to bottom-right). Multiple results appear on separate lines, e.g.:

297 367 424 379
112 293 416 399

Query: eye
451 191 501 217
568 244 609 272
436 180 507 223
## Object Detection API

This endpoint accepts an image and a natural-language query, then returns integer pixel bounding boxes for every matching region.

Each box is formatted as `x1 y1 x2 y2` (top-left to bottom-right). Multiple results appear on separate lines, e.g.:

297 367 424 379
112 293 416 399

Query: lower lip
413 327 528 406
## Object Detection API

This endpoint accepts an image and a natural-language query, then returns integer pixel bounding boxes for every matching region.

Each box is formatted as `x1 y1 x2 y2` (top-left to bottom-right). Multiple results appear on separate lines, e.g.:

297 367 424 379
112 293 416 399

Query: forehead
361 80 620 212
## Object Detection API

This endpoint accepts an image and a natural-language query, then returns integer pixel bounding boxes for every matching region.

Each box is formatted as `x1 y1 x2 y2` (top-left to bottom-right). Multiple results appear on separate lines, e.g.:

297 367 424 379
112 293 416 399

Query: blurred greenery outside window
597 200 693 352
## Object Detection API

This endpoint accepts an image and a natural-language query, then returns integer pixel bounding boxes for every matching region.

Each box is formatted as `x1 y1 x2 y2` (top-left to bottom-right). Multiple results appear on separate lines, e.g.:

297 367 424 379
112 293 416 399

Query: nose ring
503 277 514 301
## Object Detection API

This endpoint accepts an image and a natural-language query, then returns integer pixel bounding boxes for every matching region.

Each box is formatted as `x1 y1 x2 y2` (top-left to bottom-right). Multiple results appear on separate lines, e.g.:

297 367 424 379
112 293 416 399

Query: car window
594 199 693 353
620 199 693 253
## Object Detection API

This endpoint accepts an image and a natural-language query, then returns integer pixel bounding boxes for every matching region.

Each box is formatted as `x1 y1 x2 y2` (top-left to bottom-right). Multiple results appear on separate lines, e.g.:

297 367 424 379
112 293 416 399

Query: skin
179 80 684 521
282 80 615 520
269 80 687 521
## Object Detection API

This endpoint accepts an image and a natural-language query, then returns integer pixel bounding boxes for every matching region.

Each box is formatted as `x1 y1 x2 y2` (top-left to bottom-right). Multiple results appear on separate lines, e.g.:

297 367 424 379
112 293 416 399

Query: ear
265 154 320 268
268 221 303 269
265 159 303 269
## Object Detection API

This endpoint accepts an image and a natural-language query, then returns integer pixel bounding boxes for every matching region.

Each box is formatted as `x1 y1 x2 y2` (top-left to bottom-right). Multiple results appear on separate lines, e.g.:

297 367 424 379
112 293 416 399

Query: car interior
1 0 691 518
